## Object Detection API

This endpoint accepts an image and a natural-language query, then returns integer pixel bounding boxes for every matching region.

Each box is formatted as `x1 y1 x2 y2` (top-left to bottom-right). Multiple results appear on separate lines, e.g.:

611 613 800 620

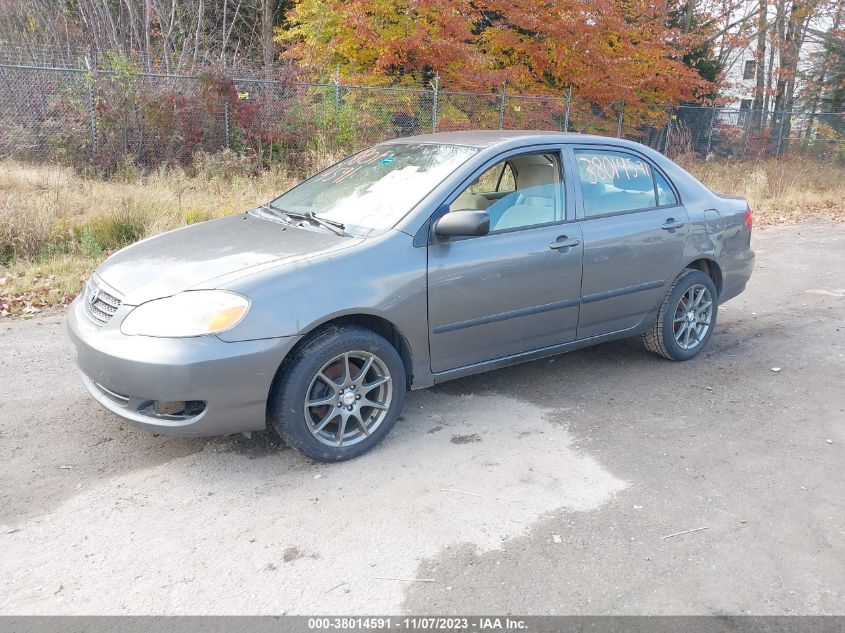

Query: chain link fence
1 63 843 172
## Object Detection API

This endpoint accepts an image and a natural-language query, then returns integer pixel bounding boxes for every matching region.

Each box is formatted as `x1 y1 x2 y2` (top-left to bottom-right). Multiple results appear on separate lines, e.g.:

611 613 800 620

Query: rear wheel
270 326 406 462
643 269 718 361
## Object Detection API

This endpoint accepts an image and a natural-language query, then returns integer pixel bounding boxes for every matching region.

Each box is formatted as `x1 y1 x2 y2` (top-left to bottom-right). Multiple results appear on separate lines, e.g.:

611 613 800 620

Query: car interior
575 149 682 217
449 153 562 231
580 171 657 216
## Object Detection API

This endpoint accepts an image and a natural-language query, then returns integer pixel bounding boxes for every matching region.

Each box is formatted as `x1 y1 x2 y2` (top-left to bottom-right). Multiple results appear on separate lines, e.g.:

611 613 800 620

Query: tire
269 325 406 462
643 269 718 361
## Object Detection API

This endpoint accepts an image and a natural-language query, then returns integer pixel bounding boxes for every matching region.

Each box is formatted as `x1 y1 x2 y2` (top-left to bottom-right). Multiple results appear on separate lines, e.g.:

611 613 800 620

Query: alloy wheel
673 283 713 351
304 351 393 447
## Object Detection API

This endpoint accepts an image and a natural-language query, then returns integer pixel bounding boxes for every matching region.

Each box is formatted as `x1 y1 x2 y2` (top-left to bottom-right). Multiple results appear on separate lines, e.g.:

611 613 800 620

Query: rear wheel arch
645 258 723 324
643 268 718 361
683 258 723 297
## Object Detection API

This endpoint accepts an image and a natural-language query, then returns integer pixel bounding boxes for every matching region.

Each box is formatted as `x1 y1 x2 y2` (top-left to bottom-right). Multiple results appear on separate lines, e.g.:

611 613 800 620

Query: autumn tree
276 0 711 111
276 0 479 85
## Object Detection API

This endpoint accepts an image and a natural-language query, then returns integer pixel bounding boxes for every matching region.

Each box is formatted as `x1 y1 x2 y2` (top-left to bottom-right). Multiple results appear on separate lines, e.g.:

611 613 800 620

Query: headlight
120 290 249 337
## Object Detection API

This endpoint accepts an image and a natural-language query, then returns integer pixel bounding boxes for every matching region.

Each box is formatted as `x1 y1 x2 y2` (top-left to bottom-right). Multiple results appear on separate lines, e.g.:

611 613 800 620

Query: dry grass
680 156 845 224
0 152 319 315
1 154 843 316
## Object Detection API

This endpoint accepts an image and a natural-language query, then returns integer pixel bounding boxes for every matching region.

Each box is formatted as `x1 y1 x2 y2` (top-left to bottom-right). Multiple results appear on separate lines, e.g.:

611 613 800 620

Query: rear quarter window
655 171 678 206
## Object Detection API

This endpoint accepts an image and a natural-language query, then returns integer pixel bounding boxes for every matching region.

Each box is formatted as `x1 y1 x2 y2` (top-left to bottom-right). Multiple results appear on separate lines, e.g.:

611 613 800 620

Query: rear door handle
550 236 582 250
661 218 686 231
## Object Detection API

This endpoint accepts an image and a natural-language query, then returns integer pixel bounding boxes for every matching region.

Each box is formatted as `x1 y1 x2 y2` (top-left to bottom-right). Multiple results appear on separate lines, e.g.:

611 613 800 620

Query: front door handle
661 218 686 231
550 236 582 250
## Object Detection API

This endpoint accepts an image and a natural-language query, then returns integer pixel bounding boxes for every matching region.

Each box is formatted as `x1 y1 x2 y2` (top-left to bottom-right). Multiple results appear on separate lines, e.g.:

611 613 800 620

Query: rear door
567 146 689 340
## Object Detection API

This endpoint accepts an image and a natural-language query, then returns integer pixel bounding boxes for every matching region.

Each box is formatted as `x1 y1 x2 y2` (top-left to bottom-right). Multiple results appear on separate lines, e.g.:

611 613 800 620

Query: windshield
269 143 478 235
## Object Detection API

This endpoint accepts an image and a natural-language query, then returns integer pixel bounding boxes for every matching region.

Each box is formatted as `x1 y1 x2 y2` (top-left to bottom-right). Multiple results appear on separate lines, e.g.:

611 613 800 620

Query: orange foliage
277 0 711 108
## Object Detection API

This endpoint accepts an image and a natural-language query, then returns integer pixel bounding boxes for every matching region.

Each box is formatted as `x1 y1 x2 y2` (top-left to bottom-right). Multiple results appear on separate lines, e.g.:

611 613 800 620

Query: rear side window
574 149 674 217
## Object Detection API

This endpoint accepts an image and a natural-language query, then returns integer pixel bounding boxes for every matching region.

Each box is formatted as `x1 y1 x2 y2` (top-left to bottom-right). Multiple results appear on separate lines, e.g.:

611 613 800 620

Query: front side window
575 149 663 217
269 143 478 235
463 161 516 198
448 152 563 232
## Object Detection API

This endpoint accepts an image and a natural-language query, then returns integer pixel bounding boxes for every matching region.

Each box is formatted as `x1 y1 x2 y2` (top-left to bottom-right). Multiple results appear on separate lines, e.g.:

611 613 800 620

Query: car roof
380 129 639 149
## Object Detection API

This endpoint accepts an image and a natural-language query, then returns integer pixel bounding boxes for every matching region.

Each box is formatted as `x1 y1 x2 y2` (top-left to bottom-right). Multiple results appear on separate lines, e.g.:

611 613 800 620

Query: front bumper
66 296 300 437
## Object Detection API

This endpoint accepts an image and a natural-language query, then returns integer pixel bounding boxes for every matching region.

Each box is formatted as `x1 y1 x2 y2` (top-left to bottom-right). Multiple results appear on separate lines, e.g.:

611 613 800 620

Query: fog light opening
139 400 206 420
157 400 187 416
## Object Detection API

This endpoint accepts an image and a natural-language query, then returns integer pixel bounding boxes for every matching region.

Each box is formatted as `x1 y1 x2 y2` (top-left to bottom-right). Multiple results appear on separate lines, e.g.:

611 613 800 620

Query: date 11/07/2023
306 616 529 630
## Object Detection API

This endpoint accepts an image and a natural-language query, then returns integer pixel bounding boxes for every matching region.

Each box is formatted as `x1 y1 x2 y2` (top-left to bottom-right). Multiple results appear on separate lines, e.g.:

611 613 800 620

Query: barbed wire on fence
1 62 843 171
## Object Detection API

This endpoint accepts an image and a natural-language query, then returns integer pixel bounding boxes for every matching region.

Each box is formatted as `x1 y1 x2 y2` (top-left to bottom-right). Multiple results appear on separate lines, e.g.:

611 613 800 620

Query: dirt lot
1 220 843 615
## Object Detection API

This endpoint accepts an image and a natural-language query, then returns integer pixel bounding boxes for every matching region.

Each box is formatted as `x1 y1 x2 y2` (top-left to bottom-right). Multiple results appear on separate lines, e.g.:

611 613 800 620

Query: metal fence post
564 84 572 133
334 64 341 111
663 109 672 154
84 59 97 153
88 79 97 152
498 81 506 130
616 101 624 138
222 62 231 150
431 72 439 134
333 65 341 149
741 109 752 157
705 105 716 156
775 111 786 157
223 100 230 150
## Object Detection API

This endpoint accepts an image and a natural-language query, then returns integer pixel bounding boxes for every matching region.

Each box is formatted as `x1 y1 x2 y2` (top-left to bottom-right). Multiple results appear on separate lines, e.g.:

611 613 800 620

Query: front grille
83 276 124 326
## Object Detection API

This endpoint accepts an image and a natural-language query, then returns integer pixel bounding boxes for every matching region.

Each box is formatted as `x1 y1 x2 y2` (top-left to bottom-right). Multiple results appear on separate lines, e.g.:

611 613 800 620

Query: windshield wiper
308 213 348 235
257 203 288 220
257 204 348 236
278 209 348 236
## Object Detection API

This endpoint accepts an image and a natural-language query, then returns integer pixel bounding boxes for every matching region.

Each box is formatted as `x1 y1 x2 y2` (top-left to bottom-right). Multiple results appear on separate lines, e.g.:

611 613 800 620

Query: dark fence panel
1 63 843 170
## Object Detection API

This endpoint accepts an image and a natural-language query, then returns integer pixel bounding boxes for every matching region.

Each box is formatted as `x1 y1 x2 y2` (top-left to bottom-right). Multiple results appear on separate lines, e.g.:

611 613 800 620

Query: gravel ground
0 220 843 615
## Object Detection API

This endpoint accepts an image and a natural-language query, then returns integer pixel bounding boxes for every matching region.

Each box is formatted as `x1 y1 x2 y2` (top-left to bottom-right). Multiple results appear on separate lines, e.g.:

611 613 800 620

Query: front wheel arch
267 324 407 461
265 314 412 425
302 313 413 388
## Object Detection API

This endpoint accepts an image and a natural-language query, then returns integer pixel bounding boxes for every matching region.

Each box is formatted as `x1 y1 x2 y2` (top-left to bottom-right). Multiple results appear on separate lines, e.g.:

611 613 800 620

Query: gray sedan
67 131 755 461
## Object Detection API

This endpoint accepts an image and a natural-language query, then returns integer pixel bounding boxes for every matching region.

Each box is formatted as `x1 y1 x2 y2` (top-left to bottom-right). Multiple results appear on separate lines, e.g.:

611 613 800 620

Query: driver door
427 148 584 374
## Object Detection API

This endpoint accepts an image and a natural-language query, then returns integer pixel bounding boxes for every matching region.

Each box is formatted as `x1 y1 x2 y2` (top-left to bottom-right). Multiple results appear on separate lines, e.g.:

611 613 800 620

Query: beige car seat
450 188 491 212
495 163 557 230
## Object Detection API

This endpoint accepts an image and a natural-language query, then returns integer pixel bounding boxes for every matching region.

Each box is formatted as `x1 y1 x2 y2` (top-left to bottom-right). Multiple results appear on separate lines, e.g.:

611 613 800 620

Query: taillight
744 208 753 229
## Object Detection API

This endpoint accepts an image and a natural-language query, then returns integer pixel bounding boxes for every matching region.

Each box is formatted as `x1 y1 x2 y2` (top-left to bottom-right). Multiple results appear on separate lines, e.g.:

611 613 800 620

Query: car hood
96 212 354 305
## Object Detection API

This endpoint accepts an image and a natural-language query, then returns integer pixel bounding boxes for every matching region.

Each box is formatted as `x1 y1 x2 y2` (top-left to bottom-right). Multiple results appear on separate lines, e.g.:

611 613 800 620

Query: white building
717 1 829 116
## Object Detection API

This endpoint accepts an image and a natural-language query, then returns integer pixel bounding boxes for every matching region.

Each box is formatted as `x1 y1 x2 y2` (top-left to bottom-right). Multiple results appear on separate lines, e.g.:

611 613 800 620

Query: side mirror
433 210 490 238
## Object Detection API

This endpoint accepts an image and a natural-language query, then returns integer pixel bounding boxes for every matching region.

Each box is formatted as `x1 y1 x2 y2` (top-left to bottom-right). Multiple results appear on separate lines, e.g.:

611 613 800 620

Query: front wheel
269 325 406 462
643 269 718 361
